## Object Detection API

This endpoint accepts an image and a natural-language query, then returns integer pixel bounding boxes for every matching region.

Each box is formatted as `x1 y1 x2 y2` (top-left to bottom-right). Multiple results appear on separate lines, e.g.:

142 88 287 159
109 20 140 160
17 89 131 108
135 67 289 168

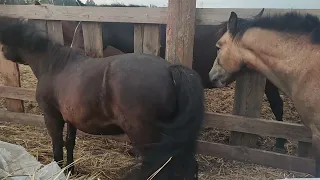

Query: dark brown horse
0 16 204 179
58 3 287 154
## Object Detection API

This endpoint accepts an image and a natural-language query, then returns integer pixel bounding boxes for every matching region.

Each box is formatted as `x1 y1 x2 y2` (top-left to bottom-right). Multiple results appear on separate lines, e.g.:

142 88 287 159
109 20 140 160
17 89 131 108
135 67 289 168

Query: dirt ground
0 65 313 179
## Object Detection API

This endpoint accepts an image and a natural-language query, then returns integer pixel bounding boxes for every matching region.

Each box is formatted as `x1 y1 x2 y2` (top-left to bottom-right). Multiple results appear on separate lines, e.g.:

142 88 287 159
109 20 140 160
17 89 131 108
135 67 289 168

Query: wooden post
82 22 103 58
165 0 196 68
229 70 266 148
134 24 161 56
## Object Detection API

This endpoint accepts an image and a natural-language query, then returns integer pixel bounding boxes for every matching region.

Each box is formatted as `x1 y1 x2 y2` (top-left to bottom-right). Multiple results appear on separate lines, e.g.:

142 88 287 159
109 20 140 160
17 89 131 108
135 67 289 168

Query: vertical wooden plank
134 24 161 56
82 22 103 58
229 70 266 148
46 20 64 45
165 0 196 68
142 24 161 56
134 24 144 53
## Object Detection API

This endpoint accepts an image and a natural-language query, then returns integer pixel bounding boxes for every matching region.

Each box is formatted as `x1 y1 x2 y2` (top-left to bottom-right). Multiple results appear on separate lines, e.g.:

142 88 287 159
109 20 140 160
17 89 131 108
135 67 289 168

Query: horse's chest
58 89 92 122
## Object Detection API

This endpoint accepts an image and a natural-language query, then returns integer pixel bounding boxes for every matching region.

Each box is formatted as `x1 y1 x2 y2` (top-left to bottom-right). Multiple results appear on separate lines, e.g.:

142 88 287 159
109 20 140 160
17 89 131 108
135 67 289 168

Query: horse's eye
216 46 220 51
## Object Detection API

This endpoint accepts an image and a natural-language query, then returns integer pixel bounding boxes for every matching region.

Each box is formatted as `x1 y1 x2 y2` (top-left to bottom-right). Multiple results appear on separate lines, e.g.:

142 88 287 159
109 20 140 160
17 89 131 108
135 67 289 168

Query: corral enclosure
0 1 319 179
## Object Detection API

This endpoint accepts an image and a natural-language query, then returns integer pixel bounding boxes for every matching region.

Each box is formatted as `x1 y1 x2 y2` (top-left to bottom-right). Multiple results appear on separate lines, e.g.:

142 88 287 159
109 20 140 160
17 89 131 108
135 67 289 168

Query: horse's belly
69 116 124 136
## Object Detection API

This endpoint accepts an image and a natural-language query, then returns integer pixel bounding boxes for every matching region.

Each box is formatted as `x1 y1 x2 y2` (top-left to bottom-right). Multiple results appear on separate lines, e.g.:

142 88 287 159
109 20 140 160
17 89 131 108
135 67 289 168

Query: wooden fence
0 1 318 176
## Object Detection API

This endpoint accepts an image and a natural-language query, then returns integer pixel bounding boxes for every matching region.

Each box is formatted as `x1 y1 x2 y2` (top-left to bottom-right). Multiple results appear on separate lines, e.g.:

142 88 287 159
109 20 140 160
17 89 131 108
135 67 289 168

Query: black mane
0 16 50 52
232 11 320 43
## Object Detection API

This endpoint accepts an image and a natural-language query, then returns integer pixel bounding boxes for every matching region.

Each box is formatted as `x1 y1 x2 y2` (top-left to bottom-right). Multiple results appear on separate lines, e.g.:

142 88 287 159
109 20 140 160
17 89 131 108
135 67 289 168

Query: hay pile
0 65 313 179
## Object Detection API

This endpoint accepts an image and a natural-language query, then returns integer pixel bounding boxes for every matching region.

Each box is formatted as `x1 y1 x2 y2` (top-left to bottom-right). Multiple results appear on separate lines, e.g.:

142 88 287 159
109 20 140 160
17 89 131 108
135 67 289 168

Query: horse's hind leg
265 80 286 153
65 122 77 174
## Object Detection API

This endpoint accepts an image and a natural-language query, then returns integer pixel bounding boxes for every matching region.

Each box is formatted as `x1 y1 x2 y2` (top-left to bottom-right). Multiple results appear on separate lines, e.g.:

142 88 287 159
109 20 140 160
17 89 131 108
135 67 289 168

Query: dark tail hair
140 64 205 180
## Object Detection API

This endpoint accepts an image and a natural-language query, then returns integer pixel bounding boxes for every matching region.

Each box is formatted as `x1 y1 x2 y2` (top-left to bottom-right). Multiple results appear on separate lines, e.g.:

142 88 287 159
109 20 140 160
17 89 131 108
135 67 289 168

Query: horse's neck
21 44 85 79
241 29 314 98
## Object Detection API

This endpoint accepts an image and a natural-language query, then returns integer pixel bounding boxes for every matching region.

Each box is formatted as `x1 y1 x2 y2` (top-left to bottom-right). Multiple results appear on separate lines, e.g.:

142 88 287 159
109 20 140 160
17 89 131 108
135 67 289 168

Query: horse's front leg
65 122 77 174
43 113 65 168
265 80 286 153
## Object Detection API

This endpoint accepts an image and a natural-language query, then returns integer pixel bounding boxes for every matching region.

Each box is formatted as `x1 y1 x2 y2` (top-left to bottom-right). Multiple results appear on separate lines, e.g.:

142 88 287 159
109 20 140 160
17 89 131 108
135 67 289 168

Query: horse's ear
253 8 264 19
34 0 41 5
227 12 238 34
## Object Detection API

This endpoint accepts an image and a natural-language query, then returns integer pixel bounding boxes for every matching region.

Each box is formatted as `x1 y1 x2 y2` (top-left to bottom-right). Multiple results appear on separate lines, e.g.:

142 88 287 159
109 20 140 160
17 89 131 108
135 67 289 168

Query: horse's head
209 9 264 87
0 16 48 65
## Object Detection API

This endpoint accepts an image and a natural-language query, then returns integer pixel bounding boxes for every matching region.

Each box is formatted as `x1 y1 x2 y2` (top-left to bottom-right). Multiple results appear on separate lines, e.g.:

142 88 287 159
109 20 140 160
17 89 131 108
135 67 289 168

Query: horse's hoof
273 147 287 154
65 165 75 175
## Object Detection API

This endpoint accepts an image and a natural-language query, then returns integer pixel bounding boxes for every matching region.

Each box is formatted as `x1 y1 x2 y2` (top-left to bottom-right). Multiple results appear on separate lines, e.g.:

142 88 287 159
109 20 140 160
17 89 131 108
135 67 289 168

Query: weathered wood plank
204 112 311 143
0 60 24 112
46 20 64 45
197 140 315 175
230 70 266 148
1 5 320 25
165 0 196 68
142 24 161 56
134 24 161 56
133 24 144 53
0 85 36 101
82 22 103 57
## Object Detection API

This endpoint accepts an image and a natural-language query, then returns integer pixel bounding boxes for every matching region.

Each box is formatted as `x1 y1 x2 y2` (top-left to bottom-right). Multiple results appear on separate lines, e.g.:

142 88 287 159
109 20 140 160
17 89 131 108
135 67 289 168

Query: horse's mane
232 11 320 43
0 16 50 52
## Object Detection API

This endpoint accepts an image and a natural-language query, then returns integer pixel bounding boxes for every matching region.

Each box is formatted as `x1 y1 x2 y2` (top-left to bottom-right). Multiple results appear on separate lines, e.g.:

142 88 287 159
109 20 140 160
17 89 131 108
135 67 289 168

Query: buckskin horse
57 2 288 153
209 11 320 177
0 16 205 179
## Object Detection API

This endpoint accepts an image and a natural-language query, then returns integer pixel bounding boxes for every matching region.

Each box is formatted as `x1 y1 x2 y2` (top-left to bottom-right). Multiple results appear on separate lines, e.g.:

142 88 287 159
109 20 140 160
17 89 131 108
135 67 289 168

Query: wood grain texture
230 70 266 148
1 5 320 25
134 24 161 56
82 22 103 58
204 112 311 143
197 140 315 175
46 20 64 45
165 0 196 68
0 85 36 101
134 24 144 53
0 61 24 112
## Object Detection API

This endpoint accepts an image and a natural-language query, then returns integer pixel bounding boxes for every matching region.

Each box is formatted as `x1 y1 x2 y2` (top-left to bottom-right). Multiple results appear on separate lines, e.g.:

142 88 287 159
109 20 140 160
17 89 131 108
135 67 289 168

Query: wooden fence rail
0 4 318 176
0 5 320 25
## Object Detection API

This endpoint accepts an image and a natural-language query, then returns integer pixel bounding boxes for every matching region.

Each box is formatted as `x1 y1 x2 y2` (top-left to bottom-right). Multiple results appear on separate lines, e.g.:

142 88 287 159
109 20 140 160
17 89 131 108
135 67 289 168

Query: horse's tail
141 64 205 180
